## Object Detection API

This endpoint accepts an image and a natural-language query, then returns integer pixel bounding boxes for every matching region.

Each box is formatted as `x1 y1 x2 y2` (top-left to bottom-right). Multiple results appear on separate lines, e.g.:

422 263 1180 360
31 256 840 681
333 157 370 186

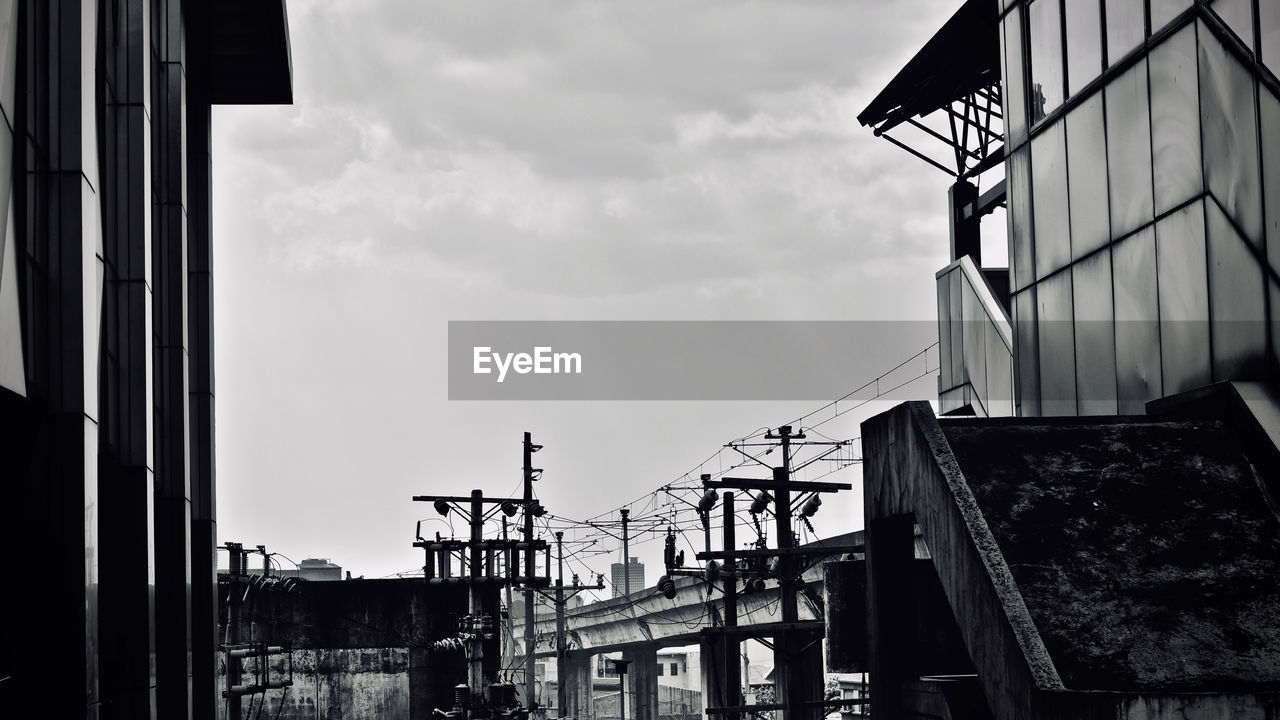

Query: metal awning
858 0 1002 176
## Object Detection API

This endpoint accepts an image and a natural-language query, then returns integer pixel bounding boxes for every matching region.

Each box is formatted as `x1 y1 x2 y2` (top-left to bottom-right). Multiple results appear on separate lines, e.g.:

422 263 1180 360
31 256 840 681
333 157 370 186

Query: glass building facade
0 2 291 719
1001 0 1280 415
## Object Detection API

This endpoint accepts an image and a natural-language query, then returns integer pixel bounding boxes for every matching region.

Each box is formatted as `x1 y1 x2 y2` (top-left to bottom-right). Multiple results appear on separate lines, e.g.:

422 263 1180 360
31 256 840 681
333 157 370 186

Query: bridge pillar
622 646 660 720
775 631 824 720
566 650 595 720
699 637 729 716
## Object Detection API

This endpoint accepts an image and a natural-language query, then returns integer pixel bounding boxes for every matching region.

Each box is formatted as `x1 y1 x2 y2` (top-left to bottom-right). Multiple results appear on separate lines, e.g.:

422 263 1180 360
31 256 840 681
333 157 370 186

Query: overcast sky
210 0 972 584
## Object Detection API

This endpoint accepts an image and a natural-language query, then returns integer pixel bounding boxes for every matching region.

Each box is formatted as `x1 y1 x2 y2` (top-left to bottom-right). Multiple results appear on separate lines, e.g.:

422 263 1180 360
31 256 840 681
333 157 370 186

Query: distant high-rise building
611 557 645 597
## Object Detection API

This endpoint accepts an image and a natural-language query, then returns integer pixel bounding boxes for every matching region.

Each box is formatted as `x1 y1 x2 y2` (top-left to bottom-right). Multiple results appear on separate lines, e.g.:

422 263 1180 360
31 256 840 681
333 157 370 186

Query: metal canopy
858 0 1002 177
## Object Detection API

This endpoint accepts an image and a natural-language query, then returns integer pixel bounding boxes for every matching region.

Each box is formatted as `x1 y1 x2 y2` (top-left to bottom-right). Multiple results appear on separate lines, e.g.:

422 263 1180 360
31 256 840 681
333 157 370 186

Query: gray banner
448 321 939 400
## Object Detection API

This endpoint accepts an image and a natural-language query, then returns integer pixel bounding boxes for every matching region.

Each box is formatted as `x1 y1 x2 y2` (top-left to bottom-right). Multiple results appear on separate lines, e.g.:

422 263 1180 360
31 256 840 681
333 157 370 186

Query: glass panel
1033 120 1071 279
951 266 963 386
1151 0 1194 33
937 270 954 390
1211 0 1256 52
1029 0 1065 122
1155 200 1211 394
1112 226 1162 413
1150 23 1203 215
1200 18 1264 246
1066 93 1110 260
1264 0 1280 73
1106 0 1146 65
1271 280 1280 372
1261 86 1280 277
1206 200 1267 380
962 278 989 405
1065 0 1103 97
1037 271 1078 415
1105 59 1154 240
1013 287 1041 416
1008 145 1035 291
985 318 1015 417
1073 250 1118 415
1003 6 1029 148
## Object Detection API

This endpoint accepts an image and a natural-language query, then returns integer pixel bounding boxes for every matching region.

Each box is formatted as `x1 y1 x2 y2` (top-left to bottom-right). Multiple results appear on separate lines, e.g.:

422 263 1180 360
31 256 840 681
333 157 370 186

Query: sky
210 0 980 587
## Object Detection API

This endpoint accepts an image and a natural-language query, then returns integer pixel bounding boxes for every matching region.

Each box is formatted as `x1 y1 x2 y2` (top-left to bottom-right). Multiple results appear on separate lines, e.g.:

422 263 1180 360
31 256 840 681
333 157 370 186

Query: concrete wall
217 577 497 720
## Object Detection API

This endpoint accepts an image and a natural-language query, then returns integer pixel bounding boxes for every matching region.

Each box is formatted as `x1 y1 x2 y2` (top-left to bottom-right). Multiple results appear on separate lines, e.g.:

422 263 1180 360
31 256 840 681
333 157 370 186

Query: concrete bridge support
565 650 595 720
699 637 730 716
622 646 660 720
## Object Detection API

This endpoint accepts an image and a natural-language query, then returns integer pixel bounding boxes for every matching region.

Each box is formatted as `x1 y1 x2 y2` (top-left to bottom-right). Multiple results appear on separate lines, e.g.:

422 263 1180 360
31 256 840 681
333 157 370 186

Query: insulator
800 494 822 518
658 575 676 599
697 489 719 513
750 491 772 515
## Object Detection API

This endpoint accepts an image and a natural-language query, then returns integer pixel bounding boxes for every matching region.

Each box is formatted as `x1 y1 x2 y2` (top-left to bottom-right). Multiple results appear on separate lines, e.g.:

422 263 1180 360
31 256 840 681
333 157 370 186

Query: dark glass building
0 2 291 718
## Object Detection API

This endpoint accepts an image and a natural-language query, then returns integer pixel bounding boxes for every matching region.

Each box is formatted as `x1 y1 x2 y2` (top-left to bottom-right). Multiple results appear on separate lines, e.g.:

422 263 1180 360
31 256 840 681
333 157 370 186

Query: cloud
216 0 962 299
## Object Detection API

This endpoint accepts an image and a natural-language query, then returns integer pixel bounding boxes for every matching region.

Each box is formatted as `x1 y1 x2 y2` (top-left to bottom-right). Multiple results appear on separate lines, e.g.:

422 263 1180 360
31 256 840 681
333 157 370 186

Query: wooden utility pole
524 432 539 710
412 470 553 714
544 532 605 717
773 426 800 720
693 425 855 720
722 492 741 720
556 531 566 714
469 489 486 693
620 508 631 597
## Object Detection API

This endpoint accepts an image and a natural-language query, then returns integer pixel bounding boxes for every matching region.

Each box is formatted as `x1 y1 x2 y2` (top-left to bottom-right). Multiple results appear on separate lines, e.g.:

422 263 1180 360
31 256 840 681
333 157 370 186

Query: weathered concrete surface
864 401 1056 720
217 578 495 720
863 399 1280 719
223 649 410 720
944 417 1280 692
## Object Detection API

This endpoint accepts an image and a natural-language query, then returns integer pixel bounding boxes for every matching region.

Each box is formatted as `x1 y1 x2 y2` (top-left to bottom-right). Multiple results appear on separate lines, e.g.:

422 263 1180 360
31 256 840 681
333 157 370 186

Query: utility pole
555 532 566 715
692 426 856 720
503 517 515 675
620 508 631 597
544 532 605 718
524 432 539 712
722 492 741 720
470 489 486 694
773 426 800 720
226 542 244 720
413 478 552 717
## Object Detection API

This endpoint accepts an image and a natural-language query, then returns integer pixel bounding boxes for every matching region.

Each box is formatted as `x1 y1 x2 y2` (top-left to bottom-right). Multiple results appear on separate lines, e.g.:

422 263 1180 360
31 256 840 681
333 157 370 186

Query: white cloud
212 0 968 577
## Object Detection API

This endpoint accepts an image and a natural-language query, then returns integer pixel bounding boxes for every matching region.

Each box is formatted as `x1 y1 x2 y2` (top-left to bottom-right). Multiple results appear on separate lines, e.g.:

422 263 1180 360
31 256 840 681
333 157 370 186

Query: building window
657 664 664 676
1028 0 1064 122
1064 0 1102 97
670 663 679 676
1105 0 1145 64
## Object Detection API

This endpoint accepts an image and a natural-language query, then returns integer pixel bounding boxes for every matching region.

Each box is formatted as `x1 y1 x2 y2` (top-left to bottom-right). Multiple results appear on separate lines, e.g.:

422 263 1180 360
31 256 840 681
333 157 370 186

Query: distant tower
610 557 645 597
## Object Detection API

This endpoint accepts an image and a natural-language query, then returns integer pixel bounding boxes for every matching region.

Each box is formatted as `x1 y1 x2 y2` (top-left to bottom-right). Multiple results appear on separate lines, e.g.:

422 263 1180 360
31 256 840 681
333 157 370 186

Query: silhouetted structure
0 2 291 718
846 0 1280 717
